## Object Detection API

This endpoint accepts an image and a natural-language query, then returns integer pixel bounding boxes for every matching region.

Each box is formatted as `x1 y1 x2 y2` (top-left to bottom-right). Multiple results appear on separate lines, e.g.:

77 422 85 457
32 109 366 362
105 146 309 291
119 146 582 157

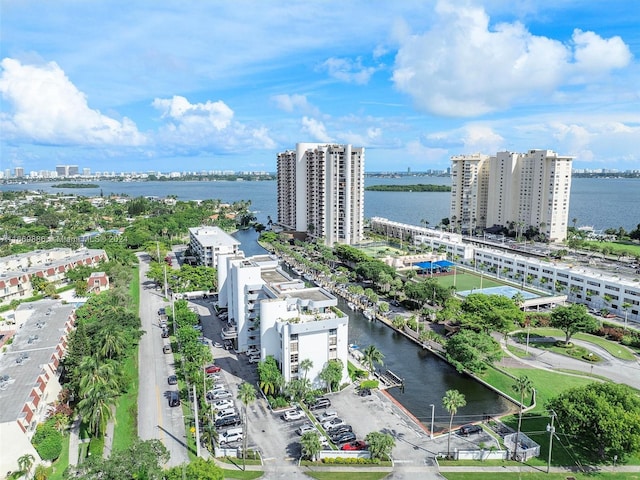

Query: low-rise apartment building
0 301 76 474
188 226 240 268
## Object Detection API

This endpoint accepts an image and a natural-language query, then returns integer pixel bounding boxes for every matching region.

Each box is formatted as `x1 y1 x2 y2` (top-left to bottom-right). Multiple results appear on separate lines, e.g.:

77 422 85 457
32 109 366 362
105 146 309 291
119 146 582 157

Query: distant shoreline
51 183 99 188
365 184 451 192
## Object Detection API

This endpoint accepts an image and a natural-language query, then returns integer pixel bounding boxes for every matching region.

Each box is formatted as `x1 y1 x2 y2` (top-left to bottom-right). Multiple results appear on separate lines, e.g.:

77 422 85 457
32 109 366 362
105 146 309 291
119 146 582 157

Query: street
136 253 189 467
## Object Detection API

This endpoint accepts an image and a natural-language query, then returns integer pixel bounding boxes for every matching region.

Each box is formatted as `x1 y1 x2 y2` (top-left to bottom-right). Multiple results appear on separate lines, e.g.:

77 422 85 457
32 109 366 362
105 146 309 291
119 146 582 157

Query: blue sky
1 0 639 173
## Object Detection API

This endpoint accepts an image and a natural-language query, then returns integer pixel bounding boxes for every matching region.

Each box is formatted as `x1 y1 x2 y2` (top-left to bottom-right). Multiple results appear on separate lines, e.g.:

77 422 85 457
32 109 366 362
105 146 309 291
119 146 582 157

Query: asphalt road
136 253 189 467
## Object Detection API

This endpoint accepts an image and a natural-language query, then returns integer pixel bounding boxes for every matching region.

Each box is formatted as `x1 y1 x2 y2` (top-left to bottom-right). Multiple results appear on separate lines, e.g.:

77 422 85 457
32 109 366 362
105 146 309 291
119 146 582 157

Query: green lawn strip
111 351 139 451
442 473 639 480
129 266 140 309
305 472 390 480
89 436 104 458
583 240 640 257
46 432 70 480
521 327 636 361
505 344 530 359
220 469 264 479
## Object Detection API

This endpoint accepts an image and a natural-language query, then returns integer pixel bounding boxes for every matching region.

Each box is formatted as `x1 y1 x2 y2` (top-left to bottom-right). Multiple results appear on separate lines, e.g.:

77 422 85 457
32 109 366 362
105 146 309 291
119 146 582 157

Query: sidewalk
103 413 115 459
67 417 81 466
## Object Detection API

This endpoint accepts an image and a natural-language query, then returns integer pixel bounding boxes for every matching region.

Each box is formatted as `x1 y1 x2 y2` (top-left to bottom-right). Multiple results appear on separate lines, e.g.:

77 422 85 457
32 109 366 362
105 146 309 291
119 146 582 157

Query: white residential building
277 143 364 246
0 301 76 474
188 226 240 268
451 149 573 242
218 253 349 388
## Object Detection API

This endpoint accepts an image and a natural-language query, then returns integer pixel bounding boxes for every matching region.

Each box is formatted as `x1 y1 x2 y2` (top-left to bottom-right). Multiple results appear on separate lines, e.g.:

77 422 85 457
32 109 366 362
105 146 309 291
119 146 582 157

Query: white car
219 430 243 444
283 409 306 421
215 407 237 420
296 423 317 435
210 390 231 399
248 356 260 364
211 398 233 410
213 342 223 348
316 410 338 422
322 417 345 430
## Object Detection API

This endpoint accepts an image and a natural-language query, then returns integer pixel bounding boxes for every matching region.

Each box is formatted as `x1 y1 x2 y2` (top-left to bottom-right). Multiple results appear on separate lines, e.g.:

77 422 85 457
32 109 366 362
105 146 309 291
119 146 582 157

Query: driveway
136 253 189 467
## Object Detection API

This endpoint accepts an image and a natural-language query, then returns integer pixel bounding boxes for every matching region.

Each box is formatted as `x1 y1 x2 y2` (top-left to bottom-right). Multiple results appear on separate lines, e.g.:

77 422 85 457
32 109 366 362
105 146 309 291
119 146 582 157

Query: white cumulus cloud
392 1 633 117
320 57 377 85
152 95 275 151
271 94 319 116
0 58 145 145
301 116 333 143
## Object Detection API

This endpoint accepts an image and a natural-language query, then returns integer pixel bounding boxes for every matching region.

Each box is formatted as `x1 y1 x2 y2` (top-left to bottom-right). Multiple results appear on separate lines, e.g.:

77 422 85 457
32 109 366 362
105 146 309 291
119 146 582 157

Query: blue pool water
457 285 540 299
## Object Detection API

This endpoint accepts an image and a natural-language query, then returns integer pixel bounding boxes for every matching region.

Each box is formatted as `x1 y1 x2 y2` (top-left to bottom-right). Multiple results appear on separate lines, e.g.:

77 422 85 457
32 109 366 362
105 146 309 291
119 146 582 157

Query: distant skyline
1 1 638 173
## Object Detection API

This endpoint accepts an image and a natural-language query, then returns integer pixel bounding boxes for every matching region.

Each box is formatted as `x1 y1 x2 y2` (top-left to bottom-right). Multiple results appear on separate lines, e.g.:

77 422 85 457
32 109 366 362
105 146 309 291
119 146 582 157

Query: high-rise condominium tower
277 143 364 246
450 149 573 242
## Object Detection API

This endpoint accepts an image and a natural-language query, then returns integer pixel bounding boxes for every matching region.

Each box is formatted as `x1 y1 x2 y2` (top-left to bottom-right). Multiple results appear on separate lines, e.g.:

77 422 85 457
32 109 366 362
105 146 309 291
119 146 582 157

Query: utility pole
429 404 435 440
164 263 168 299
193 384 201 457
546 411 556 473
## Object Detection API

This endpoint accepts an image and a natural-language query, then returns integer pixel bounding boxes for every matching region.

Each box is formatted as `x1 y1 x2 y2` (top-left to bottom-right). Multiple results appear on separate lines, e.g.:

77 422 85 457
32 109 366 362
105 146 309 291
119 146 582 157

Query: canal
235 229 513 432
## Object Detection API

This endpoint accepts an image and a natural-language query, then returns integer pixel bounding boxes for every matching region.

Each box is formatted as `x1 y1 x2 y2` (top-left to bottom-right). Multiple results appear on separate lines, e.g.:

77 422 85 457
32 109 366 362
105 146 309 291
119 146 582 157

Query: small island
365 184 451 192
52 183 99 189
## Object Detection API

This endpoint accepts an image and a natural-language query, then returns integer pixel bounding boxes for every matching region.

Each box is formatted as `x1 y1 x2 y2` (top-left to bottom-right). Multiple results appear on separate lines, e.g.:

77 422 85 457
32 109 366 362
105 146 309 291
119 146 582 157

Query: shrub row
322 456 379 464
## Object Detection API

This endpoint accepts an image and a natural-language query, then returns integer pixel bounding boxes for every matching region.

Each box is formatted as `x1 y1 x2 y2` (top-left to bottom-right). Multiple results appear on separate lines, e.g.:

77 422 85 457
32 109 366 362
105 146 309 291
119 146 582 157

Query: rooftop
189 226 240 248
0 300 75 423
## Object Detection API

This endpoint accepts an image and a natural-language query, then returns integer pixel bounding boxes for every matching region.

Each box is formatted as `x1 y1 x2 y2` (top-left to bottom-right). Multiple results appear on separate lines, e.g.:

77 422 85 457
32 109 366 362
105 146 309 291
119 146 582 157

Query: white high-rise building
217 253 349 387
450 149 573 242
277 143 364 246
188 226 240 268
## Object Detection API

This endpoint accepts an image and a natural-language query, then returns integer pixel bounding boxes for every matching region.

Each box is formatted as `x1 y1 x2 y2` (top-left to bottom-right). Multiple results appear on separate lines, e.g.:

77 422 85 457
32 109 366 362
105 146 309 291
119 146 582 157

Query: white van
219 427 243 444
215 407 237 420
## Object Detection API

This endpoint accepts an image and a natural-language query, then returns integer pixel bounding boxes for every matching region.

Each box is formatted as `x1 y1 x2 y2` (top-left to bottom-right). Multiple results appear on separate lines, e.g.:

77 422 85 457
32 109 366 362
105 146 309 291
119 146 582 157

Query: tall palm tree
512 376 533 460
300 358 313 383
237 382 257 471
362 344 384 377
443 389 466 459
78 356 119 396
77 381 118 436
100 328 126 360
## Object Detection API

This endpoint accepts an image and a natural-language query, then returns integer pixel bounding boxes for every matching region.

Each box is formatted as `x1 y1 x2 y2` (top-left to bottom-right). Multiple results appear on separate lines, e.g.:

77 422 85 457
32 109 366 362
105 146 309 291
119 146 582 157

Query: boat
292 267 303 276
363 309 374 320
347 302 356 310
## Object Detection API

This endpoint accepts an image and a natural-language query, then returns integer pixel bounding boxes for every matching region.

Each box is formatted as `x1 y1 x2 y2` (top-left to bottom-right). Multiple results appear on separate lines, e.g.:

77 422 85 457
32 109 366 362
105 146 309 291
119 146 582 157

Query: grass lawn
46 433 70 480
583 240 640 257
306 473 390 480
442 473 639 480
112 351 139 451
220 469 264 479
524 328 636 361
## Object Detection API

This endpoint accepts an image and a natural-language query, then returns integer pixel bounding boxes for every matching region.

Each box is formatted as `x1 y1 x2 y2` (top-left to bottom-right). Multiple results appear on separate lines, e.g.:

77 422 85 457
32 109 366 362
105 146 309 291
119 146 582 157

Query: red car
340 440 367 451
205 365 221 374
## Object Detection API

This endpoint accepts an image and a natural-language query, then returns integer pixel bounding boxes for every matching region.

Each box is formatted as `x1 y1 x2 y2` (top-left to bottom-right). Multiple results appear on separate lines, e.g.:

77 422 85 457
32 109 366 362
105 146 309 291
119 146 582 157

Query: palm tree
237 382 257 470
78 356 119 396
362 344 384 377
512 376 533 460
17 453 35 477
100 328 127 360
77 381 117 436
300 358 313 383
622 302 632 332
300 431 322 461
443 389 466 459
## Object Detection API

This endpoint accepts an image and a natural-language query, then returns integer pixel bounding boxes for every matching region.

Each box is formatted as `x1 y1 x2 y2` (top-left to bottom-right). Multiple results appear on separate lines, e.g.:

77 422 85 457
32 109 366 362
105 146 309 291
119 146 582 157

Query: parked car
215 415 241 428
215 408 237 421
211 398 233 410
309 398 331 410
161 328 169 338
219 428 243 444
205 365 221 374
341 440 367 451
359 388 371 397
193 324 203 331
162 344 172 354
322 417 345 430
213 342 223 348
210 390 232 400
283 409 306 421
168 391 180 407
158 307 166 315
207 373 221 382
167 375 178 385
296 423 317 435
332 432 356 445
327 424 352 436
316 410 338 422
458 424 483 435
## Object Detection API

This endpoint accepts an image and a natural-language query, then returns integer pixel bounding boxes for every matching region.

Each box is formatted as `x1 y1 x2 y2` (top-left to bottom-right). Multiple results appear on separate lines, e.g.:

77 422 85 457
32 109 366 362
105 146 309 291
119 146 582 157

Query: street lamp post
429 404 435 440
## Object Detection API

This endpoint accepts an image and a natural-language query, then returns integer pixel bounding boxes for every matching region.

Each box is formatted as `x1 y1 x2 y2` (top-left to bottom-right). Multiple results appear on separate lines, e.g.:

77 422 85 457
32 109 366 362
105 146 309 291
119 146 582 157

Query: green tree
237 382 257 470
364 431 395 460
300 358 313 383
547 383 640 461
165 458 223 480
460 293 523 335
550 304 599 345
319 359 343 393
443 389 466 458
362 344 385 376
257 356 283 396
300 431 322 461
512 376 533 460
77 381 118 437
31 275 49 293
444 330 501 373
